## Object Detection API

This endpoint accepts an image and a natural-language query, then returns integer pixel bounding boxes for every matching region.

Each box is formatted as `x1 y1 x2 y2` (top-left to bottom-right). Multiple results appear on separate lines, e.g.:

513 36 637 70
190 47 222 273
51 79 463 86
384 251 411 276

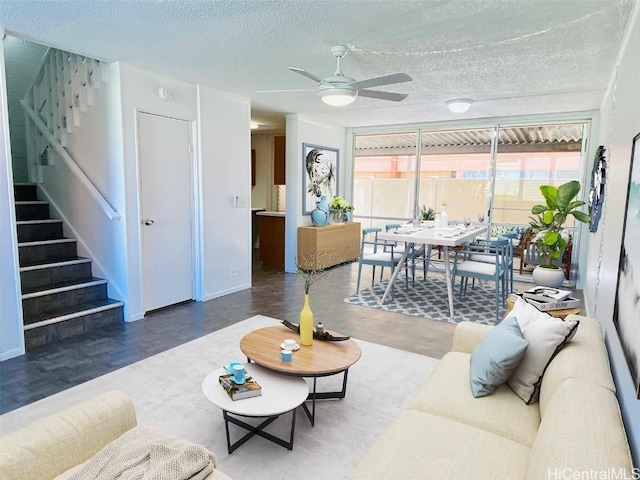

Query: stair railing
21 48 120 221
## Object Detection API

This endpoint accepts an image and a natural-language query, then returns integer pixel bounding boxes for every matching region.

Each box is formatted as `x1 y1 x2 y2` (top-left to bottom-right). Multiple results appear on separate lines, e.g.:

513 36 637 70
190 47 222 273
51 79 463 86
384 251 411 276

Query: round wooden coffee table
506 295 581 319
240 325 362 426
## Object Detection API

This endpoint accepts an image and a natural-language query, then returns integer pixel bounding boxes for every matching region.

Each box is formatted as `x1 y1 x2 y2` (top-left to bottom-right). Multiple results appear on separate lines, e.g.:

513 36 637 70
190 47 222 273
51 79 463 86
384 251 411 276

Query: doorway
138 112 194 312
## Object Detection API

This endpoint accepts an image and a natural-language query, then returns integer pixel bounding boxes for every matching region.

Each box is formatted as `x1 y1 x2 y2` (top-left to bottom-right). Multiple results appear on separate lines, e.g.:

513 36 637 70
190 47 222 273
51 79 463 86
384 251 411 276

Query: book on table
511 293 581 311
219 374 262 400
522 286 573 303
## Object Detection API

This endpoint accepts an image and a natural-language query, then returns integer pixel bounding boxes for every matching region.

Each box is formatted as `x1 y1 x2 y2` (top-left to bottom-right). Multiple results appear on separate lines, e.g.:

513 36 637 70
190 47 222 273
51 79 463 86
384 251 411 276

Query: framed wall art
589 145 606 233
302 143 339 215
613 131 640 398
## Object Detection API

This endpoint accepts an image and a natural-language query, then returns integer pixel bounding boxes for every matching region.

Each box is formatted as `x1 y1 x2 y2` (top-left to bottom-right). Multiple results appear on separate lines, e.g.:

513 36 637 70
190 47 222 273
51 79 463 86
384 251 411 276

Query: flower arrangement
529 180 590 267
329 196 354 214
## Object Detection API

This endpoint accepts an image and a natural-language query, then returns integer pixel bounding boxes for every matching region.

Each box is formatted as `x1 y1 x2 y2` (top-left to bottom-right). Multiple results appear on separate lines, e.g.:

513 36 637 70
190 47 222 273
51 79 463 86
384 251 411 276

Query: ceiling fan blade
350 73 412 90
288 67 323 83
358 89 408 102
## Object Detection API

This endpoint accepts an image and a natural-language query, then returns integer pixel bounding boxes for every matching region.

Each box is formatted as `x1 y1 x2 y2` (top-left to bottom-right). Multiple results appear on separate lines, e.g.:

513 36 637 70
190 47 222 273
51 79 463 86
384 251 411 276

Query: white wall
38 62 127 306
118 64 199 319
198 85 252 300
284 114 347 273
0 41 25 360
584 7 640 464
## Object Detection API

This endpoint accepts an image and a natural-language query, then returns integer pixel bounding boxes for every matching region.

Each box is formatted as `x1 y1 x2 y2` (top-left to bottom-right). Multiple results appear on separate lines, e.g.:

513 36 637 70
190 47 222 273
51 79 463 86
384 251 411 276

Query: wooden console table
297 222 360 269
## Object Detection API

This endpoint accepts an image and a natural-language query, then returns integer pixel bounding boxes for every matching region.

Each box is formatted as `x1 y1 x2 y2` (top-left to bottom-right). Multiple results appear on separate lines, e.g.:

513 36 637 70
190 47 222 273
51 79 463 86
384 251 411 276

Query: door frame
134 110 202 314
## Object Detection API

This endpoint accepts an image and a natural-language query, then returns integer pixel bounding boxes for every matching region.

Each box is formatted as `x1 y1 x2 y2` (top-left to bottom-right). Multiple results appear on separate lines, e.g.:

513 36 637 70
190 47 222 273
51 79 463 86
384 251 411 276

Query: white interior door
138 112 193 312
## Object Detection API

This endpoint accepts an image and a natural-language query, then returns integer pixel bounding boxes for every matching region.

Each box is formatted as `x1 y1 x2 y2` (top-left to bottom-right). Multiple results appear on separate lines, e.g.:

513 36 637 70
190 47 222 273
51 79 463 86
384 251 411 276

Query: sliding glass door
352 121 589 282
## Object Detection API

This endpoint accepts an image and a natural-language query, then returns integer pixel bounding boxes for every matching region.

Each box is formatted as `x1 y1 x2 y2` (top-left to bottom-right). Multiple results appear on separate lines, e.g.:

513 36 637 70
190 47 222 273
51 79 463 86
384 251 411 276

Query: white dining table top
378 224 488 247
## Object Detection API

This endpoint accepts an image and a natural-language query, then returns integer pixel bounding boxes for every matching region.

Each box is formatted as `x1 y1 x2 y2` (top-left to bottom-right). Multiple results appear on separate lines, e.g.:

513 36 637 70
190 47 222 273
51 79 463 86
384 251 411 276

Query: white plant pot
532 265 565 288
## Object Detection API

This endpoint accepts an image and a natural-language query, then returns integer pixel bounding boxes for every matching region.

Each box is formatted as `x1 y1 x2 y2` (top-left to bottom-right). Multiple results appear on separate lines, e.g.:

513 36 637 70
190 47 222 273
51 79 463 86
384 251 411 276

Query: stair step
15 201 50 221
23 298 124 327
20 257 93 290
13 183 38 201
17 219 63 242
22 279 108 319
23 299 125 350
18 238 78 265
22 277 107 297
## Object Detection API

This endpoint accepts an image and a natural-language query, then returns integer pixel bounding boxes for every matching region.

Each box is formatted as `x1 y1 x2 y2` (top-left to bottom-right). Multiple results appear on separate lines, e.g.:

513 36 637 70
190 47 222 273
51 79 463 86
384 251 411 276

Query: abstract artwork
302 143 339 215
613 131 640 398
589 145 606 232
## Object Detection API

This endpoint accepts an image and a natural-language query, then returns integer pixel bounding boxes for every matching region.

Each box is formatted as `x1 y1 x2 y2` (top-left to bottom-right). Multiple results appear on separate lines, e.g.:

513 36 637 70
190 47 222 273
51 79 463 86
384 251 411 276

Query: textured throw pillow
469 316 529 398
506 298 579 404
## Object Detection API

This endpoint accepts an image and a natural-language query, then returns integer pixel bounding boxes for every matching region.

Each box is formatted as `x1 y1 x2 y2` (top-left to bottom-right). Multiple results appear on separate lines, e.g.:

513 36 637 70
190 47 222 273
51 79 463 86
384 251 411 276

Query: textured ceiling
1 0 635 132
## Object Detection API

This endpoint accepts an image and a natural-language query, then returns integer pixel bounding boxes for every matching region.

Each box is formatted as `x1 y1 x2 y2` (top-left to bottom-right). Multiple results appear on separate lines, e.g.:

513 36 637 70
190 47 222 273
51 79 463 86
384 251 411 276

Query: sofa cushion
349 410 531 480
538 315 615 417
0 390 137 480
527 378 634 480
470 316 529 397
407 352 540 447
506 299 579 404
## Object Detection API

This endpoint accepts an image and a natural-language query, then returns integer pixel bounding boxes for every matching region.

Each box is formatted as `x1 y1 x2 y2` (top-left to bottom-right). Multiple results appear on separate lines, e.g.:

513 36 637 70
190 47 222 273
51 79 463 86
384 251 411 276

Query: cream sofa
350 315 635 479
0 390 232 480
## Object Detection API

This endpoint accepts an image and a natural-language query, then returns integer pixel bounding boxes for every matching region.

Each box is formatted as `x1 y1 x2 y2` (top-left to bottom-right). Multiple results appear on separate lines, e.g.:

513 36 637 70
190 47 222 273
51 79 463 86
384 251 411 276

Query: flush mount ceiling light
250 122 260 129
319 85 358 106
446 98 474 113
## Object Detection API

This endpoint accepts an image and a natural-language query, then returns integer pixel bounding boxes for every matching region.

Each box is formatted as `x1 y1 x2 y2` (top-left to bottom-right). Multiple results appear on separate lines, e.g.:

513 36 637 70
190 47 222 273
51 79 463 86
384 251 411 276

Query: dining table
377 224 488 318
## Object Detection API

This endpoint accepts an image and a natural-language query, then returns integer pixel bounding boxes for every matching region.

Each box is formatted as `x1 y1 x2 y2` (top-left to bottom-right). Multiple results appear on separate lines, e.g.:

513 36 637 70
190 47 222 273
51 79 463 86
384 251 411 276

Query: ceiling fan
261 45 413 106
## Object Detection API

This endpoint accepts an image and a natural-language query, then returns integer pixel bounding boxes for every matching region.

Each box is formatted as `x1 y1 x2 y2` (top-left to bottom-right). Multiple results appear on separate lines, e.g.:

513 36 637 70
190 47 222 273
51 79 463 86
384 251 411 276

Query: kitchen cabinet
257 212 285 270
274 135 285 185
297 222 361 269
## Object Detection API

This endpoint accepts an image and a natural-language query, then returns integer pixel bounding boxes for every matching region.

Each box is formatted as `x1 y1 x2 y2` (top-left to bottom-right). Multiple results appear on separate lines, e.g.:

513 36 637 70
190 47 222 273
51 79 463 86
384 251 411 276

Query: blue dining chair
356 227 407 297
452 238 509 321
384 223 427 286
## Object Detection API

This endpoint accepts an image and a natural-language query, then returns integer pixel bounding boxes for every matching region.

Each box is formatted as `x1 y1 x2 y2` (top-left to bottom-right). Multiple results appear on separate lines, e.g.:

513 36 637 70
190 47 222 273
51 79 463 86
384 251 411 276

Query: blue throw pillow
470 316 529 398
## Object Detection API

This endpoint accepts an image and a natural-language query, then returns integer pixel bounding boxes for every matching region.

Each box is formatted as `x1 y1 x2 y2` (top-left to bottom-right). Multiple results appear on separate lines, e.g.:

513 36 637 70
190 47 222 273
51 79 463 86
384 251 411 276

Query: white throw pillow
506 298 579 404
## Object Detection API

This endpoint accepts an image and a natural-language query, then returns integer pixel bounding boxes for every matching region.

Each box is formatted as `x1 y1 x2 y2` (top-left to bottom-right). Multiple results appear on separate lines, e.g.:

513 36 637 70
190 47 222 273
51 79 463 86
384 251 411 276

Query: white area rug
1 315 439 480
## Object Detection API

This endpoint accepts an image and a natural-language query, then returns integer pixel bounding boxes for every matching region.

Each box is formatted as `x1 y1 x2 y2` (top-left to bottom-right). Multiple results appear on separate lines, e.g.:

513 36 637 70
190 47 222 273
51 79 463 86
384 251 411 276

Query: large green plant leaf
556 181 581 208
532 205 547 214
540 185 558 208
544 231 559 245
543 210 554 224
572 211 591 223
566 200 586 211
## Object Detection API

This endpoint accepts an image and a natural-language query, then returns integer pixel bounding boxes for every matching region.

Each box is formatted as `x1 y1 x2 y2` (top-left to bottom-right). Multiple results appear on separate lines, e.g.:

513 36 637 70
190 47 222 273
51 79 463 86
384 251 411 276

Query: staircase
15 183 124 350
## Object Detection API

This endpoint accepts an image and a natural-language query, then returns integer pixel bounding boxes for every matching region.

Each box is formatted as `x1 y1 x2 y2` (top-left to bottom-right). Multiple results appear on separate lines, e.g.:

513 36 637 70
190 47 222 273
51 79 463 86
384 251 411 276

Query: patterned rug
343 274 506 326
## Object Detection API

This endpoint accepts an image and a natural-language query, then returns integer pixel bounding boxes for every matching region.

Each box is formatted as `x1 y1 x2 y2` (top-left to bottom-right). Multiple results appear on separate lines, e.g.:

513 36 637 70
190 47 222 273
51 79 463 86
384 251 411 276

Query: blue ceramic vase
311 195 329 227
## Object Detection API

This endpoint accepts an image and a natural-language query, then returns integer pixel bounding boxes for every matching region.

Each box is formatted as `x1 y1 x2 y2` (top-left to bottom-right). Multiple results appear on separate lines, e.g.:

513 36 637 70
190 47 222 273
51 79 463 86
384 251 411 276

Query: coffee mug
283 338 297 350
280 350 293 362
232 364 246 383
227 361 241 374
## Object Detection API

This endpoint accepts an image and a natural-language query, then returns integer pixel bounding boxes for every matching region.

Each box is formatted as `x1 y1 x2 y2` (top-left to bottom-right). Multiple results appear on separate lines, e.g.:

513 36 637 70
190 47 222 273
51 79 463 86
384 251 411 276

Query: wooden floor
1 252 544 414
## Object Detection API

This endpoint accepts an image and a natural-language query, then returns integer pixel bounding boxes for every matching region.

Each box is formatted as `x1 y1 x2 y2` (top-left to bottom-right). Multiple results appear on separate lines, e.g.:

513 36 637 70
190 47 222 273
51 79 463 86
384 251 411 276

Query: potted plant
420 205 435 221
329 196 354 224
529 180 590 287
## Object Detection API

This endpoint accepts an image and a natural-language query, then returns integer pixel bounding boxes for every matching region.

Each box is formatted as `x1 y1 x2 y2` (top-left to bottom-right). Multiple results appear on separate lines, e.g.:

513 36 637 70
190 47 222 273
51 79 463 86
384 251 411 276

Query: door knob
143 219 155 226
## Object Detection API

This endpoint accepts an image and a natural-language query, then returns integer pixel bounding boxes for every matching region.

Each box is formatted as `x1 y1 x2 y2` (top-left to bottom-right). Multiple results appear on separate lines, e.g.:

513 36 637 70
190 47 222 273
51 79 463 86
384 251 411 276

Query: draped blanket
69 425 216 480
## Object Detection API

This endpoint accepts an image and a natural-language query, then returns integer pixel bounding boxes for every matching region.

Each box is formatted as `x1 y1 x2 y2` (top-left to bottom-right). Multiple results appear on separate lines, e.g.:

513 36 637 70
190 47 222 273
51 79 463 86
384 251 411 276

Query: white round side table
202 362 308 453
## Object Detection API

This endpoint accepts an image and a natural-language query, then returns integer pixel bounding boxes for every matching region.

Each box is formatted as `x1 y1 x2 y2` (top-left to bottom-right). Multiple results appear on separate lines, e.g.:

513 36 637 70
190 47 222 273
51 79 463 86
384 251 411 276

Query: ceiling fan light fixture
319 88 357 106
250 121 260 130
446 98 474 113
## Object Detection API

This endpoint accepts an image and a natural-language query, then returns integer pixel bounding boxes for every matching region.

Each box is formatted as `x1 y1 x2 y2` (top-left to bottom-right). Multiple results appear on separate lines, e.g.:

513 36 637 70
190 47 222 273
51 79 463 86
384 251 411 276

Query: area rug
0 315 439 480
343 274 506 326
